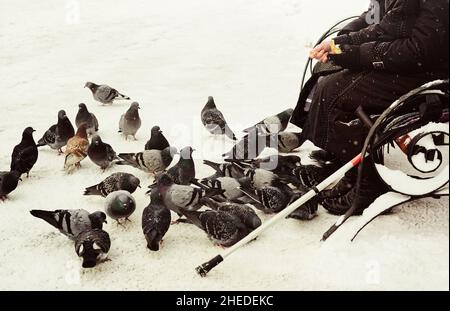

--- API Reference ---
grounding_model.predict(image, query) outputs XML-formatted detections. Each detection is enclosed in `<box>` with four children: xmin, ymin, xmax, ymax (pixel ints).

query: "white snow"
<box><xmin>0</xmin><ymin>0</ymin><xmax>448</xmax><ymax>290</ymax></box>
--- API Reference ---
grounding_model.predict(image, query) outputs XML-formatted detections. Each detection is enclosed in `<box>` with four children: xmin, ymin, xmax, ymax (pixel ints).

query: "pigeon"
<box><xmin>239</xmin><ymin>178</ymin><xmax>297</xmax><ymax>214</ymax></box>
<box><xmin>201</xmin><ymin>96</ymin><xmax>237</xmax><ymax>140</ymax></box>
<box><xmin>87</xmin><ymin>135</ymin><xmax>117</xmax><ymax>170</ymax></box>
<box><xmin>30</xmin><ymin>209</ymin><xmax>107</xmax><ymax>239</ymax></box>
<box><xmin>119</xmin><ymin>102</ymin><xmax>141</xmax><ymax>140</ymax></box>
<box><xmin>0</xmin><ymin>171</ymin><xmax>21</xmax><ymax>201</ymax></box>
<box><xmin>243</xmin><ymin>168</ymin><xmax>283</xmax><ymax>189</ymax></box>
<box><xmin>75</xmin><ymin>103</ymin><xmax>99</xmax><ymax>135</ymax></box>
<box><xmin>85</xmin><ymin>81</ymin><xmax>130</xmax><ymax>105</ymax></box>
<box><xmin>203</xmin><ymin>160</ymin><xmax>245</xmax><ymax>179</ymax></box>
<box><xmin>11</xmin><ymin>127</ymin><xmax>39</xmax><ymax>177</ymax></box>
<box><xmin>202</xmin><ymin>197</ymin><xmax>262</xmax><ymax>230</ymax></box>
<box><xmin>145</xmin><ymin>126</ymin><xmax>170</xmax><ymax>151</ymax></box>
<box><xmin>37</xmin><ymin>110</ymin><xmax>75</xmax><ymax>153</ymax></box>
<box><xmin>287</xmin><ymin>185</ymin><xmax>319</xmax><ymax>221</ymax></box>
<box><xmin>243</xmin><ymin>108</ymin><xmax>294</xmax><ymax>134</ymax></box>
<box><xmin>200</xmin><ymin>176</ymin><xmax>245</xmax><ymax>202</ymax></box>
<box><xmin>151</xmin><ymin>173</ymin><xmax>224</xmax><ymax>218</ymax></box>
<box><xmin>142</xmin><ymin>188</ymin><xmax>171</xmax><ymax>251</ymax></box>
<box><xmin>226</xmin><ymin>154</ymin><xmax>301</xmax><ymax>177</ymax></box>
<box><xmin>181</xmin><ymin>209</ymin><xmax>249</xmax><ymax>247</ymax></box>
<box><xmin>84</xmin><ymin>172</ymin><xmax>141</xmax><ymax>197</ymax></box>
<box><xmin>75</xmin><ymin>229</ymin><xmax>111</xmax><ymax>268</ymax></box>
<box><xmin>277</xmin><ymin>131</ymin><xmax>304</xmax><ymax>153</ymax></box>
<box><xmin>291</xmin><ymin>162</ymin><xmax>340</xmax><ymax>188</ymax></box>
<box><xmin>222</xmin><ymin>129</ymin><xmax>278</xmax><ymax>160</ymax></box>
<box><xmin>116</xmin><ymin>146</ymin><xmax>177</xmax><ymax>174</ymax></box>
<box><xmin>105</xmin><ymin>190</ymin><xmax>136</xmax><ymax>223</ymax></box>
<box><xmin>166</xmin><ymin>146</ymin><xmax>196</xmax><ymax>185</ymax></box>
<box><xmin>64</xmin><ymin>123</ymin><xmax>89</xmax><ymax>173</ymax></box>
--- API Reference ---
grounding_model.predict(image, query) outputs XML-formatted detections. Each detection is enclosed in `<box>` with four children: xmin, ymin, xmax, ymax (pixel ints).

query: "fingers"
<box><xmin>320</xmin><ymin>53</ymin><xmax>329</xmax><ymax>63</ymax></box>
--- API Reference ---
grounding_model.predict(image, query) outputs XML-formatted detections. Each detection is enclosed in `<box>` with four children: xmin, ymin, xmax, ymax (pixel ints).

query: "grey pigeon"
<box><xmin>239</xmin><ymin>178</ymin><xmax>297</xmax><ymax>214</ymax></box>
<box><xmin>30</xmin><ymin>209</ymin><xmax>107</xmax><ymax>239</ymax></box>
<box><xmin>105</xmin><ymin>190</ymin><xmax>136</xmax><ymax>223</ymax></box>
<box><xmin>277</xmin><ymin>131</ymin><xmax>304</xmax><ymax>153</ymax></box>
<box><xmin>222</xmin><ymin>129</ymin><xmax>278</xmax><ymax>160</ymax></box>
<box><xmin>151</xmin><ymin>173</ymin><xmax>224</xmax><ymax>218</ymax></box>
<box><xmin>145</xmin><ymin>126</ymin><xmax>170</xmax><ymax>151</ymax></box>
<box><xmin>84</xmin><ymin>172</ymin><xmax>141</xmax><ymax>197</ymax></box>
<box><xmin>116</xmin><ymin>146</ymin><xmax>177</xmax><ymax>174</ymax></box>
<box><xmin>75</xmin><ymin>229</ymin><xmax>111</xmax><ymax>268</ymax></box>
<box><xmin>203</xmin><ymin>197</ymin><xmax>262</xmax><ymax>230</ymax></box>
<box><xmin>87</xmin><ymin>135</ymin><xmax>117</xmax><ymax>170</ymax></box>
<box><xmin>200</xmin><ymin>176</ymin><xmax>245</xmax><ymax>202</ymax></box>
<box><xmin>181</xmin><ymin>209</ymin><xmax>249</xmax><ymax>247</ymax></box>
<box><xmin>166</xmin><ymin>146</ymin><xmax>196</xmax><ymax>185</ymax></box>
<box><xmin>37</xmin><ymin>110</ymin><xmax>75</xmax><ymax>153</ymax></box>
<box><xmin>225</xmin><ymin>154</ymin><xmax>301</xmax><ymax>177</ymax></box>
<box><xmin>0</xmin><ymin>171</ymin><xmax>21</xmax><ymax>201</ymax></box>
<box><xmin>243</xmin><ymin>168</ymin><xmax>281</xmax><ymax>189</ymax></box>
<box><xmin>85</xmin><ymin>81</ymin><xmax>130</xmax><ymax>105</ymax></box>
<box><xmin>11</xmin><ymin>127</ymin><xmax>39</xmax><ymax>177</ymax></box>
<box><xmin>119</xmin><ymin>102</ymin><xmax>141</xmax><ymax>140</ymax></box>
<box><xmin>201</xmin><ymin>96</ymin><xmax>237</xmax><ymax>140</ymax></box>
<box><xmin>243</xmin><ymin>108</ymin><xmax>294</xmax><ymax>134</ymax></box>
<box><xmin>203</xmin><ymin>160</ymin><xmax>245</xmax><ymax>179</ymax></box>
<box><xmin>142</xmin><ymin>188</ymin><xmax>171</xmax><ymax>251</ymax></box>
<box><xmin>75</xmin><ymin>103</ymin><xmax>99</xmax><ymax>135</ymax></box>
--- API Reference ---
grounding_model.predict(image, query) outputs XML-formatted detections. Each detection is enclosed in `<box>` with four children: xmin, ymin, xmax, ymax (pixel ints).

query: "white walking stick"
<box><xmin>196</xmin><ymin>153</ymin><xmax>364</xmax><ymax>277</ymax></box>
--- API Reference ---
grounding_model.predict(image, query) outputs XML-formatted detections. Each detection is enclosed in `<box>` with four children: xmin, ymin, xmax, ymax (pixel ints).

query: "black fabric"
<box><xmin>332</xmin><ymin>0</ymin><xmax>449</xmax><ymax>74</ymax></box>
<box><xmin>292</xmin><ymin>69</ymin><xmax>446</xmax><ymax>163</ymax></box>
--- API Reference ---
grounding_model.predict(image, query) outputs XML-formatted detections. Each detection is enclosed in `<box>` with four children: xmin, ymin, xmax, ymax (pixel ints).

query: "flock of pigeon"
<box><xmin>0</xmin><ymin>82</ymin><xmax>325</xmax><ymax>268</ymax></box>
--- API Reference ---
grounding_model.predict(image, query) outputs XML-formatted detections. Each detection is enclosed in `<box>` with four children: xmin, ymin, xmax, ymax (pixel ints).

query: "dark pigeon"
<box><xmin>11</xmin><ymin>127</ymin><xmax>39</xmax><ymax>177</ymax></box>
<box><xmin>87</xmin><ymin>135</ymin><xmax>117</xmax><ymax>170</ymax></box>
<box><xmin>75</xmin><ymin>229</ymin><xmax>111</xmax><ymax>268</ymax></box>
<box><xmin>37</xmin><ymin>110</ymin><xmax>75</xmax><ymax>153</ymax></box>
<box><xmin>142</xmin><ymin>189</ymin><xmax>171</xmax><ymax>251</ymax></box>
<box><xmin>145</xmin><ymin>126</ymin><xmax>170</xmax><ymax>151</ymax></box>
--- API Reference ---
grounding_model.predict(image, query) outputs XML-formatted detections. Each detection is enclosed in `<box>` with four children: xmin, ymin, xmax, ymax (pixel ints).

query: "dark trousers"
<box><xmin>291</xmin><ymin>68</ymin><xmax>445</xmax><ymax>163</ymax></box>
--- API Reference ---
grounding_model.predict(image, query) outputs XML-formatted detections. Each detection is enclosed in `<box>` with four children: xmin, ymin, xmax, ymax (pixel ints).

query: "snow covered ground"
<box><xmin>0</xmin><ymin>0</ymin><xmax>448</xmax><ymax>290</ymax></box>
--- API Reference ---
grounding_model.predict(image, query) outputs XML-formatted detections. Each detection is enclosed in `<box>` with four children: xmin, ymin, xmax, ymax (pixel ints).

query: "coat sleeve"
<box><xmin>333</xmin><ymin>0</ymin><xmax>449</xmax><ymax>73</ymax></box>
<box><xmin>337</xmin><ymin>11</ymin><xmax>370</xmax><ymax>35</ymax></box>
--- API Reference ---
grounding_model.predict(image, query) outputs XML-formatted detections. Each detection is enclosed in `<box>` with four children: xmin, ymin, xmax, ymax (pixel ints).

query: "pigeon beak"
<box><xmin>138</xmin><ymin>185</ymin><xmax>142</xmax><ymax>188</ymax></box>
<box><xmin>19</xmin><ymin>178</ymin><xmax>22</xmax><ymax>182</ymax></box>
<box><xmin>104</xmin><ymin>219</ymin><xmax>108</xmax><ymax>224</ymax></box>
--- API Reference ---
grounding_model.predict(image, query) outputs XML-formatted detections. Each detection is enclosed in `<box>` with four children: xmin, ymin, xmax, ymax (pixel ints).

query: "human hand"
<box><xmin>309</xmin><ymin>40</ymin><xmax>332</xmax><ymax>63</ymax></box>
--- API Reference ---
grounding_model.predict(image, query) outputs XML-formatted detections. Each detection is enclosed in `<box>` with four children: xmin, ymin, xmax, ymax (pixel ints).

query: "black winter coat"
<box><xmin>332</xmin><ymin>0</ymin><xmax>449</xmax><ymax>74</ymax></box>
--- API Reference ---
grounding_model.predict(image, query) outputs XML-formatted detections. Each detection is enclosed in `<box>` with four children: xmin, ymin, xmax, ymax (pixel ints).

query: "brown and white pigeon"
<box><xmin>64</xmin><ymin>123</ymin><xmax>89</xmax><ymax>173</ymax></box>
<box><xmin>85</xmin><ymin>81</ymin><xmax>130</xmax><ymax>105</ymax></box>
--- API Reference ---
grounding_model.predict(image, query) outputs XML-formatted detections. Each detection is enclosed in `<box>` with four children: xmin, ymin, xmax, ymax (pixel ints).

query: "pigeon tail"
<box><xmin>30</xmin><ymin>210</ymin><xmax>59</xmax><ymax>228</ymax></box>
<box><xmin>84</xmin><ymin>185</ymin><xmax>101</xmax><ymax>196</ymax></box>
<box><xmin>180</xmin><ymin>210</ymin><xmax>204</xmax><ymax>230</ymax></box>
<box><xmin>224</xmin><ymin>124</ymin><xmax>237</xmax><ymax>141</ymax></box>
<box><xmin>203</xmin><ymin>160</ymin><xmax>222</xmax><ymax>172</ymax></box>
<box><xmin>116</xmin><ymin>93</ymin><xmax>130</xmax><ymax>100</ymax></box>
<box><xmin>116</xmin><ymin>153</ymin><xmax>138</xmax><ymax>167</ymax></box>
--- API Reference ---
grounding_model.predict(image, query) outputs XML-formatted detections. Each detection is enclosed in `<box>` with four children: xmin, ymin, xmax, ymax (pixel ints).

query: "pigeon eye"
<box><xmin>93</xmin><ymin>243</ymin><xmax>102</xmax><ymax>250</ymax></box>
